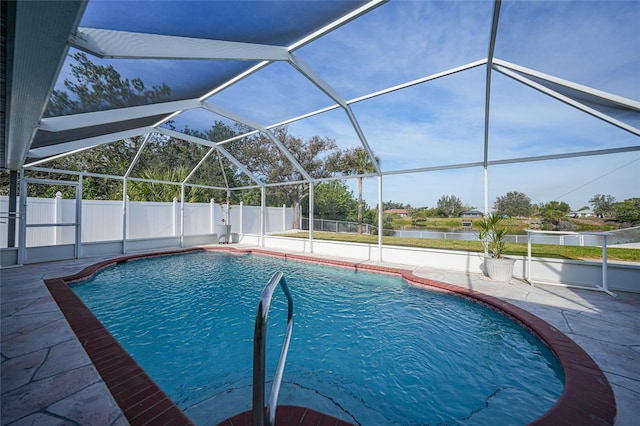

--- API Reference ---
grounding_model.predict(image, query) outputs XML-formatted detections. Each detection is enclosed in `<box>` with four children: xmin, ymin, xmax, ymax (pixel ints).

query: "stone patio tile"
<box><xmin>605</xmin><ymin>373</ymin><xmax>640</xmax><ymax>426</ymax></box>
<box><xmin>48</xmin><ymin>382</ymin><xmax>123</xmax><ymax>425</ymax></box>
<box><xmin>34</xmin><ymin>339</ymin><xmax>92</xmax><ymax>381</ymax></box>
<box><xmin>1</xmin><ymin>349</ymin><xmax>47</xmax><ymax>393</ymax></box>
<box><xmin>0</xmin><ymin>281</ymin><xmax>52</xmax><ymax>303</ymax></box>
<box><xmin>504</xmin><ymin>301</ymin><xmax>574</xmax><ymax>332</ymax></box>
<box><xmin>8</xmin><ymin>412</ymin><xmax>76</xmax><ymax>425</ymax></box>
<box><xmin>564</xmin><ymin>311</ymin><xmax>640</xmax><ymax>346</ymax></box>
<box><xmin>111</xmin><ymin>414</ymin><xmax>130</xmax><ymax>426</ymax></box>
<box><xmin>607</xmin><ymin>371</ymin><xmax>640</xmax><ymax>395</ymax></box>
<box><xmin>1</xmin><ymin>311</ymin><xmax>65</xmax><ymax>342</ymax></box>
<box><xmin>11</xmin><ymin>297</ymin><xmax>61</xmax><ymax>316</ymax></box>
<box><xmin>518</xmin><ymin>292</ymin><xmax>600</xmax><ymax>312</ymax></box>
<box><xmin>0</xmin><ymin>365</ymin><xmax>102</xmax><ymax>424</ymax></box>
<box><xmin>570</xmin><ymin>334</ymin><xmax>640</xmax><ymax>379</ymax></box>
<box><xmin>1</xmin><ymin>319</ymin><xmax>75</xmax><ymax>359</ymax></box>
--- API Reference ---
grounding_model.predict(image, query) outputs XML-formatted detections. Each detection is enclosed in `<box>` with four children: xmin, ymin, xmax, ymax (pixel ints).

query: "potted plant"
<box><xmin>476</xmin><ymin>213</ymin><xmax>515</xmax><ymax>281</ymax></box>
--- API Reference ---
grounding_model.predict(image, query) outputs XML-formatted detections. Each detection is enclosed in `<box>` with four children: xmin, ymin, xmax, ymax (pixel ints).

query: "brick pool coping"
<box><xmin>44</xmin><ymin>247</ymin><xmax>616</xmax><ymax>425</ymax></box>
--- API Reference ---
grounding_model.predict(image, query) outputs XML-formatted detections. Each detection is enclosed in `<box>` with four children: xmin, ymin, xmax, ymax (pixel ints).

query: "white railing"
<box><xmin>526</xmin><ymin>230</ymin><xmax>617</xmax><ymax>296</ymax></box>
<box><xmin>300</xmin><ymin>218</ymin><xmax>639</xmax><ymax>248</ymax></box>
<box><xmin>301</xmin><ymin>217</ymin><xmax>375</xmax><ymax>234</ymax></box>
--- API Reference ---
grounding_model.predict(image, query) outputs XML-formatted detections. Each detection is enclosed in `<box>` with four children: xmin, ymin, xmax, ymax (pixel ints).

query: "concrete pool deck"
<box><xmin>1</xmin><ymin>245</ymin><xmax>639</xmax><ymax>425</ymax></box>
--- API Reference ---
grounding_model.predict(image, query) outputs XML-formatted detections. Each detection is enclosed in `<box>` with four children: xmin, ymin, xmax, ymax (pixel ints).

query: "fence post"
<box><xmin>261</xmin><ymin>187</ymin><xmax>266</xmax><ymax>247</ymax></box>
<box><xmin>210</xmin><ymin>198</ymin><xmax>215</xmax><ymax>234</ymax></box>
<box><xmin>283</xmin><ymin>204</ymin><xmax>286</xmax><ymax>232</ymax></box>
<box><xmin>239</xmin><ymin>201</ymin><xmax>244</xmax><ymax>235</ymax></box>
<box><xmin>173</xmin><ymin>197</ymin><xmax>178</xmax><ymax>236</ymax></box>
<box><xmin>125</xmin><ymin>195</ymin><xmax>130</xmax><ymax>242</ymax></box>
<box><xmin>54</xmin><ymin>191</ymin><xmax>62</xmax><ymax>245</ymax></box>
<box><xmin>122</xmin><ymin>182</ymin><xmax>127</xmax><ymax>254</ymax></box>
<box><xmin>75</xmin><ymin>177</ymin><xmax>83</xmax><ymax>259</ymax></box>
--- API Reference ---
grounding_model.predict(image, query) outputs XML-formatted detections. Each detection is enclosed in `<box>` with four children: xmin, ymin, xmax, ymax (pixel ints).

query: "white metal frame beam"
<box><xmin>381</xmin><ymin>145</ymin><xmax>640</xmax><ymax>176</ymax></box>
<box><xmin>288</xmin><ymin>52</ymin><xmax>381</xmax><ymax>175</ymax></box>
<box><xmin>26</xmin><ymin>59</ymin><xmax>487</xmax><ymax>171</ymax></box>
<box><xmin>288</xmin><ymin>0</ymin><xmax>388</xmax><ymax>51</ymax></box>
<box><xmin>196</xmin><ymin>0</ymin><xmax>388</xmax><ymax>98</ymax></box>
<box><xmin>183</xmin><ymin>147</ymin><xmax>217</xmax><ymax>185</ymax></box>
<box><xmin>70</xmin><ymin>28</ymin><xmax>291</xmax><ymax>61</ymax></box>
<box><xmin>483</xmin><ymin>0</ymin><xmax>502</xmax><ymax>215</ymax></box>
<box><xmin>28</xmin><ymin>126</ymin><xmax>155</xmax><ymax>158</ymax></box>
<box><xmin>122</xmin><ymin>133</ymin><xmax>153</xmax><ymax>254</ymax></box>
<box><xmin>156</xmin><ymin>128</ymin><xmax>264</xmax><ymax>187</ymax></box>
<box><xmin>202</xmin><ymin>102</ymin><xmax>313</xmax><ymax>182</ymax></box>
<box><xmin>493</xmin><ymin>59</ymin><xmax>640</xmax><ymax>112</ymax></box>
<box><xmin>493</xmin><ymin>63</ymin><xmax>640</xmax><ymax>137</ymax></box>
<box><xmin>23</xmin><ymin>144</ymin><xmax>100</xmax><ymax>169</ymax></box>
<box><xmin>39</xmin><ymin>99</ymin><xmax>202</xmax><ymax>132</ymax></box>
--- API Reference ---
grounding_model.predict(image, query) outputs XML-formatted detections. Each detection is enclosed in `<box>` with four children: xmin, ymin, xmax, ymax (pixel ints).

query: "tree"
<box><xmin>226</xmin><ymin>127</ymin><xmax>343</xmax><ymax>226</ymax></box>
<box><xmin>22</xmin><ymin>138</ymin><xmax>142</xmax><ymax>199</ymax></box>
<box><xmin>411</xmin><ymin>208</ymin><xmax>431</xmax><ymax>225</ymax></box>
<box><xmin>437</xmin><ymin>195</ymin><xmax>464</xmax><ymax>218</ymax></box>
<box><xmin>46</xmin><ymin>52</ymin><xmax>171</xmax><ymax>116</ymax></box>
<box><xmin>127</xmin><ymin>167</ymin><xmax>206</xmax><ymax>202</ymax></box>
<box><xmin>541</xmin><ymin>201</ymin><xmax>571</xmax><ymax>228</ymax></box>
<box><xmin>383</xmin><ymin>200</ymin><xmax>406</xmax><ymax>211</ymax></box>
<box><xmin>307</xmin><ymin>180</ymin><xmax>358</xmax><ymax>221</ymax></box>
<box><xmin>23</xmin><ymin>52</ymin><xmax>173</xmax><ymax>199</ymax></box>
<box><xmin>590</xmin><ymin>194</ymin><xmax>616</xmax><ymax>218</ymax></box>
<box><xmin>336</xmin><ymin>147</ymin><xmax>379</xmax><ymax>234</ymax></box>
<box><xmin>494</xmin><ymin>191</ymin><xmax>532</xmax><ymax>217</ymax></box>
<box><xmin>365</xmin><ymin>207</ymin><xmax>395</xmax><ymax>236</ymax></box>
<box><xmin>612</xmin><ymin>198</ymin><xmax>640</xmax><ymax>223</ymax></box>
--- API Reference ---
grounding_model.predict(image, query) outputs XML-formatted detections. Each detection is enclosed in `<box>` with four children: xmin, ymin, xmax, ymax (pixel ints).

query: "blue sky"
<box><xmin>67</xmin><ymin>0</ymin><xmax>639</xmax><ymax>211</ymax></box>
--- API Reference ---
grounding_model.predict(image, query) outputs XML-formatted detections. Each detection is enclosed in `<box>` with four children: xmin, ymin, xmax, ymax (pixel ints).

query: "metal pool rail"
<box><xmin>526</xmin><ymin>229</ymin><xmax>616</xmax><ymax>297</ymax></box>
<box><xmin>252</xmin><ymin>271</ymin><xmax>294</xmax><ymax>426</ymax></box>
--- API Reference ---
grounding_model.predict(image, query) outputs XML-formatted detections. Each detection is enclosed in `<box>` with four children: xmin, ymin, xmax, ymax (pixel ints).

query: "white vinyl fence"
<box><xmin>1</xmin><ymin>195</ymin><xmax>295</xmax><ymax>248</ymax></box>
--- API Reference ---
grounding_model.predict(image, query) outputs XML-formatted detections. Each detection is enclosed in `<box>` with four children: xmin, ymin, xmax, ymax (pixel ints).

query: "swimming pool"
<box><xmin>72</xmin><ymin>251</ymin><xmax>564</xmax><ymax>425</ymax></box>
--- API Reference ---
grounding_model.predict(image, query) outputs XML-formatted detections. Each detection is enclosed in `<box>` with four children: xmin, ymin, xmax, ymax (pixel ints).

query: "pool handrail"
<box><xmin>252</xmin><ymin>271</ymin><xmax>294</xmax><ymax>426</ymax></box>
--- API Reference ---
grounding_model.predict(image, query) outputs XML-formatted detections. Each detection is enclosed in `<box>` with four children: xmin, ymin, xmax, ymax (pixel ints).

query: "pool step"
<box><xmin>216</xmin><ymin>405</ymin><xmax>355</xmax><ymax>426</ymax></box>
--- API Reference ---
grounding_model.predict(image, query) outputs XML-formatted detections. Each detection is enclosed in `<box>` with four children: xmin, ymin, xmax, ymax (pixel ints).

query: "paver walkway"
<box><xmin>2</xmin><ymin>256</ymin><xmax>127</xmax><ymax>425</ymax></box>
<box><xmin>1</xmin><ymin>248</ymin><xmax>639</xmax><ymax>425</ymax></box>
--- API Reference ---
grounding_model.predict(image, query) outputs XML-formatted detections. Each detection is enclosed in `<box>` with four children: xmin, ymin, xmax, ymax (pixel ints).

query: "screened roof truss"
<box><xmin>3</xmin><ymin>0</ymin><xmax>639</xmax><ymax>197</ymax></box>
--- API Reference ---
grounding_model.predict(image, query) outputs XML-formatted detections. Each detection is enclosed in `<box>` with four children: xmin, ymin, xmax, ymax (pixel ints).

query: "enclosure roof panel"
<box><xmin>3</xmin><ymin>0</ymin><xmax>638</xmax><ymax>211</ymax></box>
<box><xmin>79</xmin><ymin>1</ymin><xmax>370</xmax><ymax>46</ymax></box>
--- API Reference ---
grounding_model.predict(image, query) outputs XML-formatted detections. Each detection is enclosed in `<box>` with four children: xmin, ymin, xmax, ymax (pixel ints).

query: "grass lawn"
<box><xmin>277</xmin><ymin>232</ymin><xmax>640</xmax><ymax>262</ymax></box>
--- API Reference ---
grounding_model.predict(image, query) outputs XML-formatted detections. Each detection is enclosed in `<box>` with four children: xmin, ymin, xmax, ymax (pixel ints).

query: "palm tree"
<box><xmin>340</xmin><ymin>147</ymin><xmax>379</xmax><ymax>234</ymax></box>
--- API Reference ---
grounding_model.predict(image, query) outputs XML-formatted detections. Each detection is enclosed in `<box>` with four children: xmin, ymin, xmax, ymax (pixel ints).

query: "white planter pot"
<box><xmin>485</xmin><ymin>257</ymin><xmax>515</xmax><ymax>281</ymax></box>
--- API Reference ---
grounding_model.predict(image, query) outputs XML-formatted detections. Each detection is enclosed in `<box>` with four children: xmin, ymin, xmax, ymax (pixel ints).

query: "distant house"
<box><xmin>384</xmin><ymin>209</ymin><xmax>409</xmax><ymax>217</ymax></box>
<box><xmin>567</xmin><ymin>210</ymin><xmax>595</xmax><ymax>218</ymax></box>
<box><xmin>461</xmin><ymin>209</ymin><xmax>484</xmax><ymax>218</ymax></box>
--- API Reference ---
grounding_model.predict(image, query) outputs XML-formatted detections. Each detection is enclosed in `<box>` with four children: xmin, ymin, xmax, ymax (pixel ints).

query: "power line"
<box><xmin>556</xmin><ymin>157</ymin><xmax>640</xmax><ymax>201</ymax></box>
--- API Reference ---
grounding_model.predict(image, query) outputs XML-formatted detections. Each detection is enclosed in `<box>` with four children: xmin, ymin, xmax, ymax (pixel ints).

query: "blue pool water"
<box><xmin>73</xmin><ymin>251</ymin><xmax>563</xmax><ymax>425</ymax></box>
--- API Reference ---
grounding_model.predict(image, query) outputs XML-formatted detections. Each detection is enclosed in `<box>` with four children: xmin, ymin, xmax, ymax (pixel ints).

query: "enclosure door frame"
<box><xmin>18</xmin><ymin>172</ymin><xmax>82</xmax><ymax>264</ymax></box>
